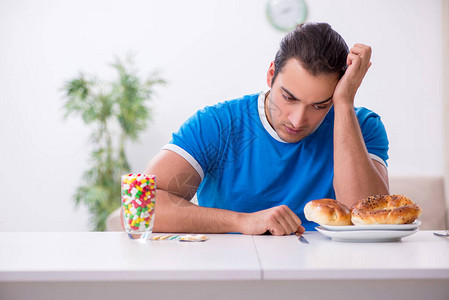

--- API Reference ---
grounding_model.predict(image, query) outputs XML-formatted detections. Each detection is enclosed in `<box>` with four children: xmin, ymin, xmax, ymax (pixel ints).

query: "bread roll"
<box><xmin>351</xmin><ymin>195</ymin><xmax>422</xmax><ymax>225</ymax></box>
<box><xmin>304</xmin><ymin>199</ymin><xmax>352</xmax><ymax>226</ymax></box>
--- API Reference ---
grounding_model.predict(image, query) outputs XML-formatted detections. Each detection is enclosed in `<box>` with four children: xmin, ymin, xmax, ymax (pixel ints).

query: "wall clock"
<box><xmin>266</xmin><ymin>0</ymin><xmax>308</xmax><ymax>32</ymax></box>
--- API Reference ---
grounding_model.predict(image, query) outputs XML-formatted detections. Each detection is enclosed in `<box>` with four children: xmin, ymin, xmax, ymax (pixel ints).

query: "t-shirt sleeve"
<box><xmin>358</xmin><ymin>108</ymin><xmax>389</xmax><ymax>167</ymax></box>
<box><xmin>163</xmin><ymin>106</ymin><xmax>225</xmax><ymax>180</ymax></box>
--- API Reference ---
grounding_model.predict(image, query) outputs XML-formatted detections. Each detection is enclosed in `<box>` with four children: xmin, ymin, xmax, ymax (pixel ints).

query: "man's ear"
<box><xmin>267</xmin><ymin>61</ymin><xmax>275</xmax><ymax>88</ymax></box>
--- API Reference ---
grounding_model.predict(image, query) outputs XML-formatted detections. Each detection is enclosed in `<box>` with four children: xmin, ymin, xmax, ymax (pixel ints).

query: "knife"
<box><xmin>296</xmin><ymin>233</ymin><xmax>309</xmax><ymax>244</ymax></box>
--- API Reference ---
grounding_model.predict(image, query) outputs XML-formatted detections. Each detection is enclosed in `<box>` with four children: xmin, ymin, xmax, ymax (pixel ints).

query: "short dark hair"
<box><xmin>272</xmin><ymin>22</ymin><xmax>349</xmax><ymax>85</ymax></box>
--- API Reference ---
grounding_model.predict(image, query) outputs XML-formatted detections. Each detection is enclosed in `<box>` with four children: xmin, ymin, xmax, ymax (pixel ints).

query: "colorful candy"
<box><xmin>121</xmin><ymin>173</ymin><xmax>156</xmax><ymax>233</ymax></box>
<box><xmin>179</xmin><ymin>234</ymin><xmax>208</xmax><ymax>242</ymax></box>
<box><xmin>150</xmin><ymin>234</ymin><xmax>208</xmax><ymax>242</ymax></box>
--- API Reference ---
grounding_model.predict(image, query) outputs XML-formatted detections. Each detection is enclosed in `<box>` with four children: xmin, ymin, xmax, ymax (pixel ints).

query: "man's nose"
<box><xmin>288</xmin><ymin>105</ymin><xmax>307</xmax><ymax>128</ymax></box>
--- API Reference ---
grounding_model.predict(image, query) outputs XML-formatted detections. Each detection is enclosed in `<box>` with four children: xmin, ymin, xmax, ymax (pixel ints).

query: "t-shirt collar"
<box><xmin>257</xmin><ymin>90</ymin><xmax>288</xmax><ymax>143</ymax></box>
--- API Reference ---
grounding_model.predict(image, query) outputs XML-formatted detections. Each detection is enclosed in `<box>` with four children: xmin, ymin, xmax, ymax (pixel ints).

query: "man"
<box><xmin>144</xmin><ymin>22</ymin><xmax>389</xmax><ymax>235</ymax></box>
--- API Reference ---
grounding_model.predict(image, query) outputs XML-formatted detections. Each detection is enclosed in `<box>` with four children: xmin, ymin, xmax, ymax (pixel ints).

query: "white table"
<box><xmin>1</xmin><ymin>231</ymin><xmax>449</xmax><ymax>300</ymax></box>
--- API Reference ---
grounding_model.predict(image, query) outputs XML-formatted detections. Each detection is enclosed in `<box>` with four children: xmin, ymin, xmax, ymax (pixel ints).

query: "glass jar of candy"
<box><xmin>121</xmin><ymin>174</ymin><xmax>156</xmax><ymax>236</ymax></box>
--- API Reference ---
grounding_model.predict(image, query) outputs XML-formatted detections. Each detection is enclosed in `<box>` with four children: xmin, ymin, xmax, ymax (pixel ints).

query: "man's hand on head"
<box><xmin>333</xmin><ymin>43</ymin><xmax>372</xmax><ymax>106</ymax></box>
<box><xmin>239</xmin><ymin>205</ymin><xmax>305</xmax><ymax>236</ymax></box>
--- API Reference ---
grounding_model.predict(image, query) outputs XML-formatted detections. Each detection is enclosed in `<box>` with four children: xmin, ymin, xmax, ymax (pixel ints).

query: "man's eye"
<box><xmin>313</xmin><ymin>104</ymin><xmax>328</xmax><ymax>110</ymax></box>
<box><xmin>282</xmin><ymin>94</ymin><xmax>294</xmax><ymax>101</ymax></box>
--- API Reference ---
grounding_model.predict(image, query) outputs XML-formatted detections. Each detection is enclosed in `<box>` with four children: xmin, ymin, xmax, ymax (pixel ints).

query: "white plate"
<box><xmin>316</xmin><ymin>226</ymin><xmax>419</xmax><ymax>243</ymax></box>
<box><xmin>320</xmin><ymin>220</ymin><xmax>421</xmax><ymax>231</ymax></box>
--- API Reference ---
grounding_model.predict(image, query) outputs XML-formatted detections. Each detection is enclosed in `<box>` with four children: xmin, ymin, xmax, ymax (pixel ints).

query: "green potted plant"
<box><xmin>62</xmin><ymin>56</ymin><xmax>165</xmax><ymax>230</ymax></box>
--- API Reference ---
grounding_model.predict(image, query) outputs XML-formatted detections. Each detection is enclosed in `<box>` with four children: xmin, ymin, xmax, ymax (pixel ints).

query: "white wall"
<box><xmin>443</xmin><ymin>0</ymin><xmax>449</xmax><ymax>222</ymax></box>
<box><xmin>0</xmin><ymin>0</ymin><xmax>444</xmax><ymax>231</ymax></box>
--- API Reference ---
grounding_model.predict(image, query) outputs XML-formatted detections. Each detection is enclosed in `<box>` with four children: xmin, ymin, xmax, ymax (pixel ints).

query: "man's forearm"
<box><xmin>144</xmin><ymin>150</ymin><xmax>303</xmax><ymax>235</ymax></box>
<box><xmin>152</xmin><ymin>189</ymin><xmax>243</xmax><ymax>233</ymax></box>
<box><xmin>333</xmin><ymin>104</ymin><xmax>389</xmax><ymax>207</ymax></box>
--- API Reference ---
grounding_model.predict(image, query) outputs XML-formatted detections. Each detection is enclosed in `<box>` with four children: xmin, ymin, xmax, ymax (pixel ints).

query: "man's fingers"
<box><xmin>283</xmin><ymin>205</ymin><xmax>303</xmax><ymax>232</ymax></box>
<box><xmin>333</xmin><ymin>43</ymin><xmax>372</xmax><ymax>105</ymax></box>
<box><xmin>349</xmin><ymin>44</ymin><xmax>371</xmax><ymax>68</ymax></box>
<box><xmin>353</xmin><ymin>43</ymin><xmax>372</xmax><ymax>51</ymax></box>
<box><xmin>270</xmin><ymin>210</ymin><xmax>290</xmax><ymax>235</ymax></box>
<box><xmin>267</xmin><ymin>219</ymin><xmax>286</xmax><ymax>236</ymax></box>
<box><xmin>347</xmin><ymin>53</ymin><xmax>372</xmax><ymax>72</ymax></box>
<box><xmin>250</xmin><ymin>205</ymin><xmax>304</xmax><ymax>236</ymax></box>
<box><xmin>350</xmin><ymin>44</ymin><xmax>372</xmax><ymax>55</ymax></box>
<box><xmin>271</xmin><ymin>205</ymin><xmax>302</xmax><ymax>235</ymax></box>
<box><xmin>347</xmin><ymin>53</ymin><xmax>361</xmax><ymax>68</ymax></box>
<box><xmin>296</xmin><ymin>225</ymin><xmax>305</xmax><ymax>234</ymax></box>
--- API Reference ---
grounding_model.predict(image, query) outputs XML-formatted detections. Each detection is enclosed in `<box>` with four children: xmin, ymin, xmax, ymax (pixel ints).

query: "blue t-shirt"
<box><xmin>164</xmin><ymin>91</ymin><xmax>389</xmax><ymax>231</ymax></box>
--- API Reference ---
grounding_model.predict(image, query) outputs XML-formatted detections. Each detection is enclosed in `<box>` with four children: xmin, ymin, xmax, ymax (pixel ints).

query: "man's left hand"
<box><xmin>333</xmin><ymin>43</ymin><xmax>372</xmax><ymax>106</ymax></box>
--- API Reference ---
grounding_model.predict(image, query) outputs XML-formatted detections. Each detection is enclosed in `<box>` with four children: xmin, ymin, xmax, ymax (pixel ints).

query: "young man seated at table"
<box><xmin>144</xmin><ymin>22</ymin><xmax>389</xmax><ymax>235</ymax></box>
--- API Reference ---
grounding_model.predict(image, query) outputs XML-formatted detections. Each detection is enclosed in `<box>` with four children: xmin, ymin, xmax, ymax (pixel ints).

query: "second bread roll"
<box><xmin>351</xmin><ymin>194</ymin><xmax>422</xmax><ymax>225</ymax></box>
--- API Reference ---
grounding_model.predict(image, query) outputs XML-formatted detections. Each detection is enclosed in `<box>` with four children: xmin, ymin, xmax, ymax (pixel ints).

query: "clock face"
<box><xmin>266</xmin><ymin>0</ymin><xmax>308</xmax><ymax>32</ymax></box>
